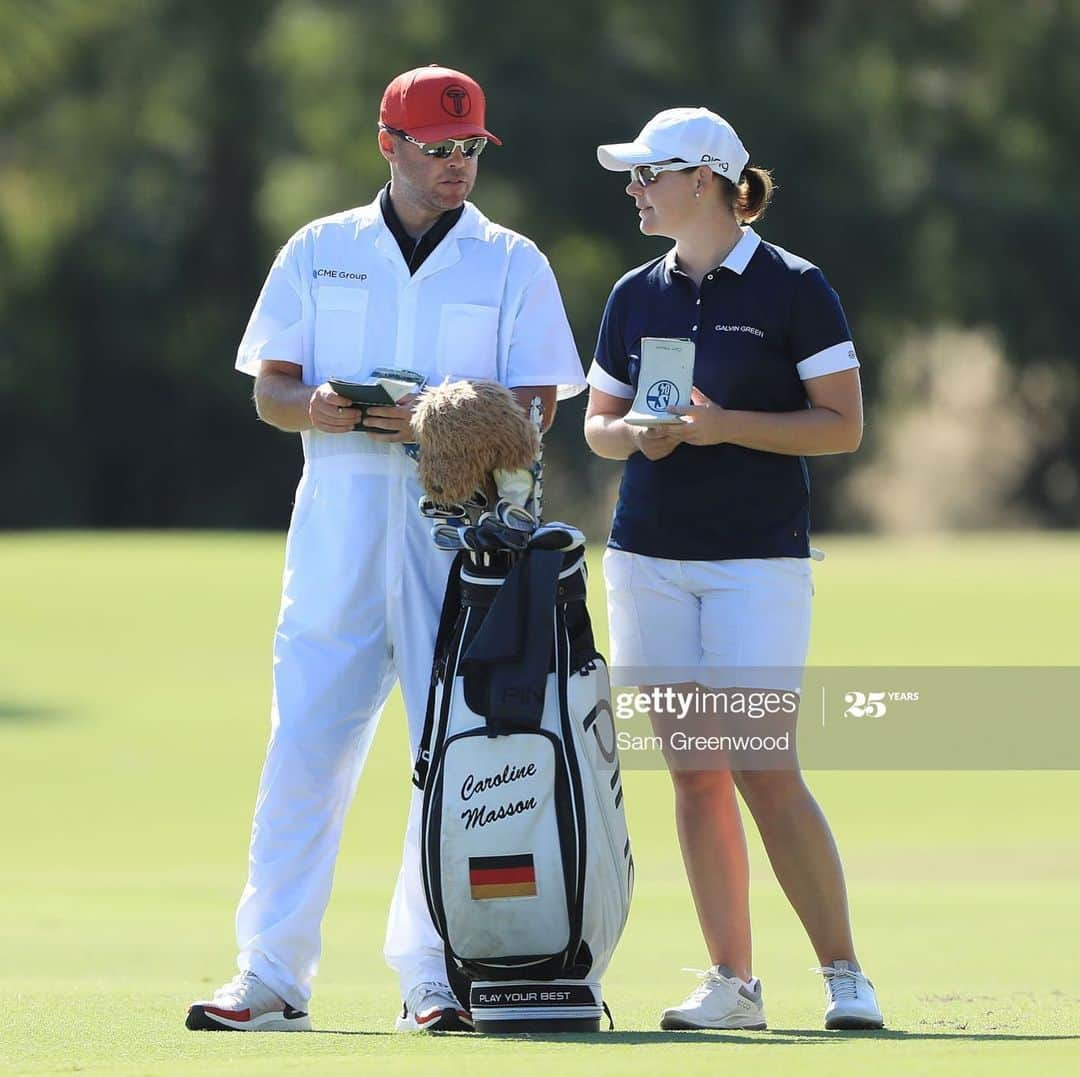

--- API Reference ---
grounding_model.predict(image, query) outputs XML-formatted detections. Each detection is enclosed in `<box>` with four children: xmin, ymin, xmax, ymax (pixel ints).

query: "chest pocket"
<box><xmin>435</xmin><ymin>303</ymin><xmax>499</xmax><ymax>380</ymax></box>
<box><xmin>313</xmin><ymin>286</ymin><xmax>369</xmax><ymax>382</ymax></box>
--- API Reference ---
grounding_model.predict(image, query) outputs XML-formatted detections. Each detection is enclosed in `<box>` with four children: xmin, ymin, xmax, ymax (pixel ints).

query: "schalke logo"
<box><xmin>646</xmin><ymin>379</ymin><xmax>679</xmax><ymax>412</ymax></box>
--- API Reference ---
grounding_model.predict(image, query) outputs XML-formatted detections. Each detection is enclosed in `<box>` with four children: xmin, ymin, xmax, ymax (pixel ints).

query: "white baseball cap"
<box><xmin>597</xmin><ymin>107</ymin><xmax>749</xmax><ymax>181</ymax></box>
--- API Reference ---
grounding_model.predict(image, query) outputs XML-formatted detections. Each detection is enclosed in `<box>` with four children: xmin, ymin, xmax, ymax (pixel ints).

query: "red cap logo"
<box><xmin>441</xmin><ymin>84</ymin><xmax>471</xmax><ymax>117</ymax></box>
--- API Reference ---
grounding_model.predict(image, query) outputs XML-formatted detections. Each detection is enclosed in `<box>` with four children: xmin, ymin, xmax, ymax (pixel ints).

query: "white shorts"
<box><xmin>602</xmin><ymin>548</ymin><xmax>813</xmax><ymax>692</ymax></box>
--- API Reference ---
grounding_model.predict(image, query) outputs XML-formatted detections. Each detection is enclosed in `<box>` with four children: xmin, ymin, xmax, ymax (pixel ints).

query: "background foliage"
<box><xmin>2</xmin><ymin>0</ymin><xmax>1078</xmax><ymax>532</ymax></box>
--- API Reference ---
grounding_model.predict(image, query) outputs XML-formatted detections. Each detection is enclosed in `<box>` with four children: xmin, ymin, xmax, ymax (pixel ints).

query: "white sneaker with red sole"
<box><xmin>186</xmin><ymin>971</ymin><xmax>311</xmax><ymax>1032</ymax></box>
<box><xmin>395</xmin><ymin>982</ymin><xmax>474</xmax><ymax>1032</ymax></box>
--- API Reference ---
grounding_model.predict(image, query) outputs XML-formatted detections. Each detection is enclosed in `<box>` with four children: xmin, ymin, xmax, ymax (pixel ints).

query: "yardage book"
<box><xmin>623</xmin><ymin>337</ymin><xmax>695</xmax><ymax>426</ymax></box>
<box><xmin>329</xmin><ymin>367</ymin><xmax>428</xmax><ymax>406</ymax></box>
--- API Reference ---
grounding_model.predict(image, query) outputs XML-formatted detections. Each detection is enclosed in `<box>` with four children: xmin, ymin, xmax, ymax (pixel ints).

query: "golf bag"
<box><xmin>413</xmin><ymin>533</ymin><xmax>634</xmax><ymax>1032</ymax></box>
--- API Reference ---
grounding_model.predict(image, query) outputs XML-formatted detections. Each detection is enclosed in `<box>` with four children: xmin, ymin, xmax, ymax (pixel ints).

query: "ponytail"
<box><xmin>717</xmin><ymin>165</ymin><xmax>775</xmax><ymax>223</ymax></box>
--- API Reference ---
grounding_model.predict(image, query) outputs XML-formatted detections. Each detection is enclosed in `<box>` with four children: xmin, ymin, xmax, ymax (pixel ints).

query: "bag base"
<box><xmin>469</xmin><ymin>979</ymin><xmax>603</xmax><ymax>1034</ymax></box>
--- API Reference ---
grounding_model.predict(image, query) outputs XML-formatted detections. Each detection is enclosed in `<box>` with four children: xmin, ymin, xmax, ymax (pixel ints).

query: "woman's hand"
<box><xmin>630</xmin><ymin>423</ymin><xmax>685</xmax><ymax>460</ymax></box>
<box><xmin>669</xmin><ymin>387</ymin><xmax>730</xmax><ymax>446</ymax></box>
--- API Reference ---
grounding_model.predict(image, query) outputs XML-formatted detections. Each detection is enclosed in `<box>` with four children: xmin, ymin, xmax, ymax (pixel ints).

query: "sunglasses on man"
<box><xmin>381</xmin><ymin>124</ymin><xmax>487</xmax><ymax>159</ymax></box>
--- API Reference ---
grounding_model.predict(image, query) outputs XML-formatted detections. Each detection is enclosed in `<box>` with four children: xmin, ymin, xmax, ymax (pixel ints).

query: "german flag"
<box><xmin>469</xmin><ymin>854</ymin><xmax>537</xmax><ymax>900</ymax></box>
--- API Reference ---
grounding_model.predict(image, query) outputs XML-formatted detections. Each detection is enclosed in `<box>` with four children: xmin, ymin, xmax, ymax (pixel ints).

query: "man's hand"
<box><xmin>364</xmin><ymin>393</ymin><xmax>421</xmax><ymax>443</ymax></box>
<box><xmin>309</xmin><ymin>382</ymin><xmax>363</xmax><ymax>433</ymax></box>
<box><xmin>630</xmin><ymin>422</ymin><xmax>685</xmax><ymax>461</ymax></box>
<box><xmin>668</xmin><ymin>386</ymin><xmax>730</xmax><ymax>446</ymax></box>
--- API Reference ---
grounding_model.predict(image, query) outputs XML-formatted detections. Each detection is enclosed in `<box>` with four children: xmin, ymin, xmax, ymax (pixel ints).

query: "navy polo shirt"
<box><xmin>588</xmin><ymin>228</ymin><xmax>859</xmax><ymax>561</ymax></box>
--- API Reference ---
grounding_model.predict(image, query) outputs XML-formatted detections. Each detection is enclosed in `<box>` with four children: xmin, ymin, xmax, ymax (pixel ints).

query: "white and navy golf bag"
<box><xmin>413</xmin><ymin>526</ymin><xmax>634</xmax><ymax>1032</ymax></box>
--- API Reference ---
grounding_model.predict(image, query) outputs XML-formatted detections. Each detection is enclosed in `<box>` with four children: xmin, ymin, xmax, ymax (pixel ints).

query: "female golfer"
<box><xmin>584</xmin><ymin>107</ymin><xmax>883</xmax><ymax>1031</ymax></box>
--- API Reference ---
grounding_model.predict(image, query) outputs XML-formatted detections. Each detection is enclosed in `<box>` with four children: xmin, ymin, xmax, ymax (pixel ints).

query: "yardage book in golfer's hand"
<box><xmin>623</xmin><ymin>338</ymin><xmax>695</xmax><ymax>426</ymax></box>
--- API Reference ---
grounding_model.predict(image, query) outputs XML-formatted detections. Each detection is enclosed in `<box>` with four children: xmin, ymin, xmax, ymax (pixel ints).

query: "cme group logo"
<box><xmin>646</xmin><ymin>379</ymin><xmax>679</xmax><ymax>413</ymax></box>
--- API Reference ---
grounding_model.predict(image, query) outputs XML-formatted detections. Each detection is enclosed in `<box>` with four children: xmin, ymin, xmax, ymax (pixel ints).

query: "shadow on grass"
<box><xmin>0</xmin><ymin>701</ymin><xmax>70</xmax><ymax>724</ymax></box>
<box><xmin>767</xmin><ymin>1029</ymin><xmax>1080</xmax><ymax>1043</ymax></box>
<box><xmin>309</xmin><ymin>1028</ymin><xmax>1080</xmax><ymax>1044</ymax></box>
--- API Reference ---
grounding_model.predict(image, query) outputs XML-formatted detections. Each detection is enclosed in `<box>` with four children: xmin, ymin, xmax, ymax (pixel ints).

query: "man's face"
<box><xmin>381</xmin><ymin>131</ymin><xmax>479</xmax><ymax>214</ymax></box>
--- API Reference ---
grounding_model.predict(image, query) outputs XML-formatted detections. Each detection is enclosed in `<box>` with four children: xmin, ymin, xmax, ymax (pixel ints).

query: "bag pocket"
<box><xmin>435</xmin><ymin>303</ymin><xmax>499</xmax><ymax>380</ymax></box>
<box><xmin>430</xmin><ymin>729</ymin><xmax>574</xmax><ymax>966</ymax></box>
<box><xmin>313</xmin><ymin>285</ymin><xmax>368</xmax><ymax>382</ymax></box>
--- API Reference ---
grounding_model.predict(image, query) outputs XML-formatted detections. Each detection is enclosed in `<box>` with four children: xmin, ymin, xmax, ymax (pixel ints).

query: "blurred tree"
<box><xmin>1</xmin><ymin>0</ymin><xmax>1077</xmax><ymax>530</ymax></box>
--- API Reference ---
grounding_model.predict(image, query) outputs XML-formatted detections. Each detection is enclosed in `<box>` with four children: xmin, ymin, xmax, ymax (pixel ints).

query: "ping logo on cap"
<box><xmin>469</xmin><ymin>853</ymin><xmax>537</xmax><ymax>899</ymax></box>
<box><xmin>441</xmin><ymin>84</ymin><xmax>471</xmax><ymax>117</ymax></box>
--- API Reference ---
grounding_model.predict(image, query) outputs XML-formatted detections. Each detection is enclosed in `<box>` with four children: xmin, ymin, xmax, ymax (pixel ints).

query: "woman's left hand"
<box><xmin>669</xmin><ymin>387</ymin><xmax>730</xmax><ymax>446</ymax></box>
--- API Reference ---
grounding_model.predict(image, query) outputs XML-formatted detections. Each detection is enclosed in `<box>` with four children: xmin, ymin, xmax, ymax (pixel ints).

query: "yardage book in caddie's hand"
<box><xmin>623</xmin><ymin>338</ymin><xmax>695</xmax><ymax>426</ymax></box>
<box><xmin>328</xmin><ymin>367</ymin><xmax>427</xmax><ymax>406</ymax></box>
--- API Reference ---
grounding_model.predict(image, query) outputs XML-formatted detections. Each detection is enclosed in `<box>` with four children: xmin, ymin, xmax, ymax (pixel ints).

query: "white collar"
<box><xmin>665</xmin><ymin>226</ymin><xmax>761</xmax><ymax>278</ymax></box>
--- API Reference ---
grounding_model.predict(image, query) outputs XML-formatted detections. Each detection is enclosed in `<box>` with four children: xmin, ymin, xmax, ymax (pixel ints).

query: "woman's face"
<box><xmin>625</xmin><ymin>163</ymin><xmax>700</xmax><ymax>238</ymax></box>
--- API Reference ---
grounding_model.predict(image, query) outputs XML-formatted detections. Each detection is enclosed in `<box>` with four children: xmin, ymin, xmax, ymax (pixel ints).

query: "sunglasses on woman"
<box><xmin>381</xmin><ymin>125</ymin><xmax>487</xmax><ymax>159</ymax></box>
<box><xmin>630</xmin><ymin>161</ymin><xmax>694</xmax><ymax>185</ymax></box>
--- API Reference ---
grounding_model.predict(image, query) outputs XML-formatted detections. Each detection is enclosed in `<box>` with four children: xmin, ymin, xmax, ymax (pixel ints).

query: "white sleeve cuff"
<box><xmin>586</xmin><ymin>360</ymin><xmax>635</xmax><ymax>399</ymax></box>
<box><xmin>235</xmin><ymin>327</ymin><xmax>304</xmax><ymax>376</ymax></box>
<box><xmin>797</xmin><ymin>341</ymin><xmax>860</xmax><ymax>380</ymax></box>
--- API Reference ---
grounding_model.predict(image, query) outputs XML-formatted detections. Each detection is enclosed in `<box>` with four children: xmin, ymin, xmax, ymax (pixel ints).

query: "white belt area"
<box><xmin>302</xmin><ymin>429</ymin><xmax>416</xmax><ymax>474</ymax></box>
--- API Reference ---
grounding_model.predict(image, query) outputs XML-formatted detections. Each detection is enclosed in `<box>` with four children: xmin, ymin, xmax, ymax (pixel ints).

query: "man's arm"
<box><xmin>253</xmin><ymin>360</ymin><xmax>359</xmax><ymax>434</ymax></box>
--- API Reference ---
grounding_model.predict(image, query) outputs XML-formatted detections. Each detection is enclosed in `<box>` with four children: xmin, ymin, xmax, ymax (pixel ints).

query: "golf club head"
<box><xmin>494</xmin><ymin>498</ymin><xmax>537</xmax><ymax>533</ymax></box>
<box><xmin>419</xmin><ymin>495</ymin><xmax>467</xmax><ymax>521</ymax></box>
<box><xmin>464</xmin><ymin>523</ymin><xmax>513</xmax><ymax>553</ymax></box>
<box><xmin>431</xmin><ymin>521</ymin><xmax>470</xmax><ymax>551</ymax></box>
<box><xmin>528</xmin><ymin>522</ymin><xmax>586</xmax><ymax>552</ymax></box>
<box><xmin>463</xmin><ymin>488</ymin><xmax>490</xmax><ymax>512</ymax></box>
<box><xmin>477</xmin><ymin>515</ymin><xmax>531</xmax><ymax>552</ymax></box>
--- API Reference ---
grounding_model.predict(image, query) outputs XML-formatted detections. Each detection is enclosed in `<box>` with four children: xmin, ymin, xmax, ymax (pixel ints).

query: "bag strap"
<box><xmin>412</xmin><ymin>552</ymin><xmax>464</xmax><ymax>789</ymax></box>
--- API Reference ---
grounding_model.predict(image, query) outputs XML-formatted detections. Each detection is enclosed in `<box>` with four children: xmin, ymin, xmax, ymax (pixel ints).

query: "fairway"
<box><xmin>1</xmin><ymin>532</ymin><xmax>1078</xmax><ymax>1075</ymax></box>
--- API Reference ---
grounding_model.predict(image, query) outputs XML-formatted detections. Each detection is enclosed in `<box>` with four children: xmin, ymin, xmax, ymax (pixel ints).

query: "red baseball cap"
<box><xmin>380</xmin><ymin>65</ymin><xmax>502</xmax><ymax>145</ymax></box>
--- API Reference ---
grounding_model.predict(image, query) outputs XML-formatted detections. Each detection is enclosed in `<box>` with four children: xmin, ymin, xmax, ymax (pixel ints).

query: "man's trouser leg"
<box><xmin>383</xmin><ymin>470</ymin><xmax>458</xmax><ymax>998</ymax></box>
<box><xmin>235</xmin><ymin>462</ymin><xmax>399</xmax><ymax>1010</ymax></box>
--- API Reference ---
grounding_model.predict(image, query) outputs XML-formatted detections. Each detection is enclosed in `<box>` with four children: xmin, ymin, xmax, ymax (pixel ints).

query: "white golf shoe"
<box><xmin>815</xmin><ymin>960</ymin><xmax>885</xmax><ymax>1029</ymax></box>
<box><xmin>660</xmin><ymin>966</ymin><xmax>767</xmax><ymax>1030</ymax></box>
<box><xmin>395</xmin><ymin>981</ymin><xmax>474</xmax><ymax>1032</ymax></box>
<box><xmin>186</xmin><ymin>971</ymin><xmax>311</xmax><ymax>1031</ymax></box>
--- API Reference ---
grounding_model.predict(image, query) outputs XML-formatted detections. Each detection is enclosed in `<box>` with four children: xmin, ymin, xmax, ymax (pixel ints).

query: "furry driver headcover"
<box><xmin>412</xmin><ymin>379</ymin><xmax>540</xmax><ymax>504</ymax></box>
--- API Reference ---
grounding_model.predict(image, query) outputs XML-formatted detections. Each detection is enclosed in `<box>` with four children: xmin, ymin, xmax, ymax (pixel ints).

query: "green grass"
<box><xmin>1</xmin><ymin>531</ymin><xmax>1078</xmax><ymax>1075</ymax></box>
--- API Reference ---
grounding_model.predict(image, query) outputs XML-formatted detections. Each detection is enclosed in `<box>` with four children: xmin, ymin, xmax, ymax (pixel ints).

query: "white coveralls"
<box><xmin>233</xmin><ymin>197</ymin><xmax>585</xmax><ymax>1008</ymax></box>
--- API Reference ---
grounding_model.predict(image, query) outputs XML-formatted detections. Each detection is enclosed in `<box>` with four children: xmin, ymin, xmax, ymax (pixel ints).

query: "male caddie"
<box><xmin>186</xmin><ymin>65</ymin><xmax>585</xmax><ymax>1034</ymax></box>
